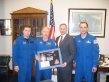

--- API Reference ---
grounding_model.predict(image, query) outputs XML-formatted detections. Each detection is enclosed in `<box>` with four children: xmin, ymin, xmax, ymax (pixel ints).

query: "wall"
<box><xmin>0</xmin><ymin>36</ymin><xmax>12</xmax><ymax>55</ymax></box>
<box><xmin>0</xmin><ymin>0</ymin><xmax>109</xmax><ymax>56</ymax></box>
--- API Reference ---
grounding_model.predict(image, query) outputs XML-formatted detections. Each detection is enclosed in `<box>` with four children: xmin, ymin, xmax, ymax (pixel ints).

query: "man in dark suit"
<box><xmin>56</xmin><ymin>23</ymin><xmax>76</xmax><ymax>82</ymax></box>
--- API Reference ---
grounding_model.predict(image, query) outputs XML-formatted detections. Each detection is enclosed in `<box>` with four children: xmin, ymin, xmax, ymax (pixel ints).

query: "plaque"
<box><xmin>37</xmin><ymin>48</ymin><xmax>63</xmax><ymax>70</ymax></box>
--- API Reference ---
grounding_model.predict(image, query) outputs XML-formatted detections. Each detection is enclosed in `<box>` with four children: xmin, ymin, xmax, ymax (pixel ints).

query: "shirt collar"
<box><xmin>80</xmin><ymin>33</ymin><xmax>89</xmax><ymax>40</ymax></box>
<box><xmin>21</xmin><ymin>35</ymin><xmax>31</xmax><ymax>41</ymax></box>
<box><xmin>41</xmin><ymin>37</ymin><xmax>50</xmax><ymax>42</ymax></box>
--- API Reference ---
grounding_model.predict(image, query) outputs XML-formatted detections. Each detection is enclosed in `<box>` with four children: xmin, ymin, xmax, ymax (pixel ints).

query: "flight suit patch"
<box><xmin>86</xmin><ymin>40</ymin><xmax>91</xmax><ymax>44</ymax></box>
<box><xmin>93</xmin><ymin>40</ymin><xmax>98</xmax><ymax>44</ymax></box>
<box><xmin>30</xmin><ymin>41</ymin><xmax>34</xmax><ymax>44</ymax></box>
<box><xmin>46</xmin><ymin>42</ymin><xmax>51</xmax><ymax>45</ymax></box>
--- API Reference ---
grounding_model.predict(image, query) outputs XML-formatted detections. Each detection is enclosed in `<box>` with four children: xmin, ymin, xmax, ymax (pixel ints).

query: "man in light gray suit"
<box><xmin>56</xmin><ymin>23</ymin><xmax>76</xmax><ymax>82</ymax></box>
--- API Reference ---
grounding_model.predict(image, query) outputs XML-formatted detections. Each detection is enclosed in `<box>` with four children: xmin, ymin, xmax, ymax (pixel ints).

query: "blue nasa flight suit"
<box><xmin>34</xmin><ymin>37</ymin><xmax>56</xmax><ymax>82</ymax></box>
<box><xmin>74</xmin><ymin>33</ymin><xmax>99</xmax><ymax>82</ymax></box>
<box><xmin>13</xmin><ymin>35</ymin><xmax>34</xmax><ymax>82</ymax></box>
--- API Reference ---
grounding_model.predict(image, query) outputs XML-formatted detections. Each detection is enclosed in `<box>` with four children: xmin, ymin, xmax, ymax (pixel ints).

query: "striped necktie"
<box><xmin>59</xmin><ymin>36</ymin><xmax>63</xmax><ymax>47</ymax></box>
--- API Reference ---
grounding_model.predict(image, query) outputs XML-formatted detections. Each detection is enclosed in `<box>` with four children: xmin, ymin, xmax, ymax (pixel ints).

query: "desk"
<box><xmin>98</xmin><ymin>66</ymin><xmax>109</xmax><ymax>72</ymax></box>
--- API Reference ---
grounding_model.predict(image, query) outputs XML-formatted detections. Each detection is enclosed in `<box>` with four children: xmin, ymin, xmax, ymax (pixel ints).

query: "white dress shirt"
<box><xmin>58</xmin><ymin>34</ymin><xmax>66</xmax><ymax>47</ymax></box>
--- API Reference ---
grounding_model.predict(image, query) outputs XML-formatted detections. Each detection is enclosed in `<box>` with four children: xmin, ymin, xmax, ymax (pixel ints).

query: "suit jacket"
<box><xmin>56</xmin><ymin>34</ymin><xmax>76</xmax><ymax>65</ymax></box>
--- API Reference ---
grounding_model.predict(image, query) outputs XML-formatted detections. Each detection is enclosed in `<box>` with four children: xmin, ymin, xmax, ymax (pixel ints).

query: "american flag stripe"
<box><xmin>49</xmin><ymin>0</ymin><xmax>55</xmax><ymax>40</ymax></box>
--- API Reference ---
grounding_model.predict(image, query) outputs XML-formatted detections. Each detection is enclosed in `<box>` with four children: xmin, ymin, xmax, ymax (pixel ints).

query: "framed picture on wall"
<box><xmin>68</xmin><ymin>8</ymin><xmax>107</xmax><ymax>37</ymax></box>
<box><xmin>0</xmin><ymin>19</ymin><xmax>11</xmax><ymax>35</ymax></box>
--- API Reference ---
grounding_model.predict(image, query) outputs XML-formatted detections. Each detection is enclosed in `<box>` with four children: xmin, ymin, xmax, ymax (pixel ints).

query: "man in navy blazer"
<box><xmin>56</xmin><ymin>23</ymin><xmax>76</xmax><ymax>82</ymax></box>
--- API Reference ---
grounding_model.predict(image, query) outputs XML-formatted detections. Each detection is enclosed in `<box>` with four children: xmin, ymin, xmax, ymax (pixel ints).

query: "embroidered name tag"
<box><xmin>40</xmin><ymin>41</ymin><xmax>43</xmax><ymax>44</ymax></box>
<box><xmin>23</xmin><ymin>41</ymin><xmax>26</xmax><ymax>44</ymax></box>
<box><xmin>78</xmin><ymin>40</ymin><xmax>81</xmax><ymax>43</ymax></box>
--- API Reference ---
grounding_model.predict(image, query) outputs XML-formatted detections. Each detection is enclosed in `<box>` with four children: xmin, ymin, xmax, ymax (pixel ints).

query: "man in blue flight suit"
<box><xmin>34</xmin><ymin>27</ymin><xmax>56</xmax><ymax>82</ymax></box>
<box><xmin>13</xmin><ymin>26</ymin><xmax>34</xmax><ymax>82</ymax></box>
<box><xmin>73</xmin><ymin>22</ymin><xmax>99</xmax><ymax>82</ymax></box>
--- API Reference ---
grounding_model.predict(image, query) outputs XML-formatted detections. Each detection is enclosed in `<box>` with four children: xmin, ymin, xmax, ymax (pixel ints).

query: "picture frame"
<box><xmin>37</xmin><ymin>48</ymin><xmax>63</xmax><ymax>70</ymax></box>
<box><xmin>68</xmin><ymin>8</ymin><xmax>107</xmax><ymax>37</ymax></box>
<box><xmin>0</xmin><ymin>19</ymin><xmax>11</xmax><ymax>35</ymax></box>
<box><xmin>99</xmin><ymin>54</ymin><xmax>105</xmax><ymax>62</ymax></box>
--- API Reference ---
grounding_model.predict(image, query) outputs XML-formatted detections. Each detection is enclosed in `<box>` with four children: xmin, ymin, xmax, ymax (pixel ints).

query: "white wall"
<box><xmin>0</xmin><ymin>36</ymin><xmax>12</xmax><ymax>55</ymax></box>
<box><xmin>0</xmin><ymin>0</ymin><xmax>109</xmax><ymax>56</ymax></box>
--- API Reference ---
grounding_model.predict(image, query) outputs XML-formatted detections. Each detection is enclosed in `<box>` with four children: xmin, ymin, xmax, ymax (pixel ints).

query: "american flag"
<box><xmin>49</xmin><ymin>0</ymin><xmax>55</xmax><ymax>40</ymax></box>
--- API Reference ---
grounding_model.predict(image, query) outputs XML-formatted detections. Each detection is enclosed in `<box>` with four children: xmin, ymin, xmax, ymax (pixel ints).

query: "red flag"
<box><xmin>49</xmin><ymin>0</ymin><xmax>55</xmax><ymax>40</ymax></box>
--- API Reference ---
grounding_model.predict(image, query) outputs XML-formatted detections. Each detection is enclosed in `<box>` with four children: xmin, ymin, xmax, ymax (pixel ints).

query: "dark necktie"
<box><xmin>59</xmin><ymin>36</ymin><xmax>63</xmax><ymax>47</ymax></box>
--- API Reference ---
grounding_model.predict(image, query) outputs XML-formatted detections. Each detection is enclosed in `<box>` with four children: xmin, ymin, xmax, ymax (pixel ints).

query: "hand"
<box><xmin>73</xmin><ymin>61</ymin><xmax>76</xmax><ymax>69</ymax></box>
<box><xmin>62</xmin><ymin>62</ymin><xmax>67</xmax><ymax>67</ymax></box>
<box><xmin>14</xmin><ymin>66</ymin><xmax>19</xmax><ymax>72</ymax></box>
<box><xmin>92</xmin><ymin>67</ymin><xmax>97</xmax><ymax>73</ymax></box>
<box><xmin>35</xmin><ymin>55</ymin><xmax>40</xmax><ymax>60</ymax></box>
